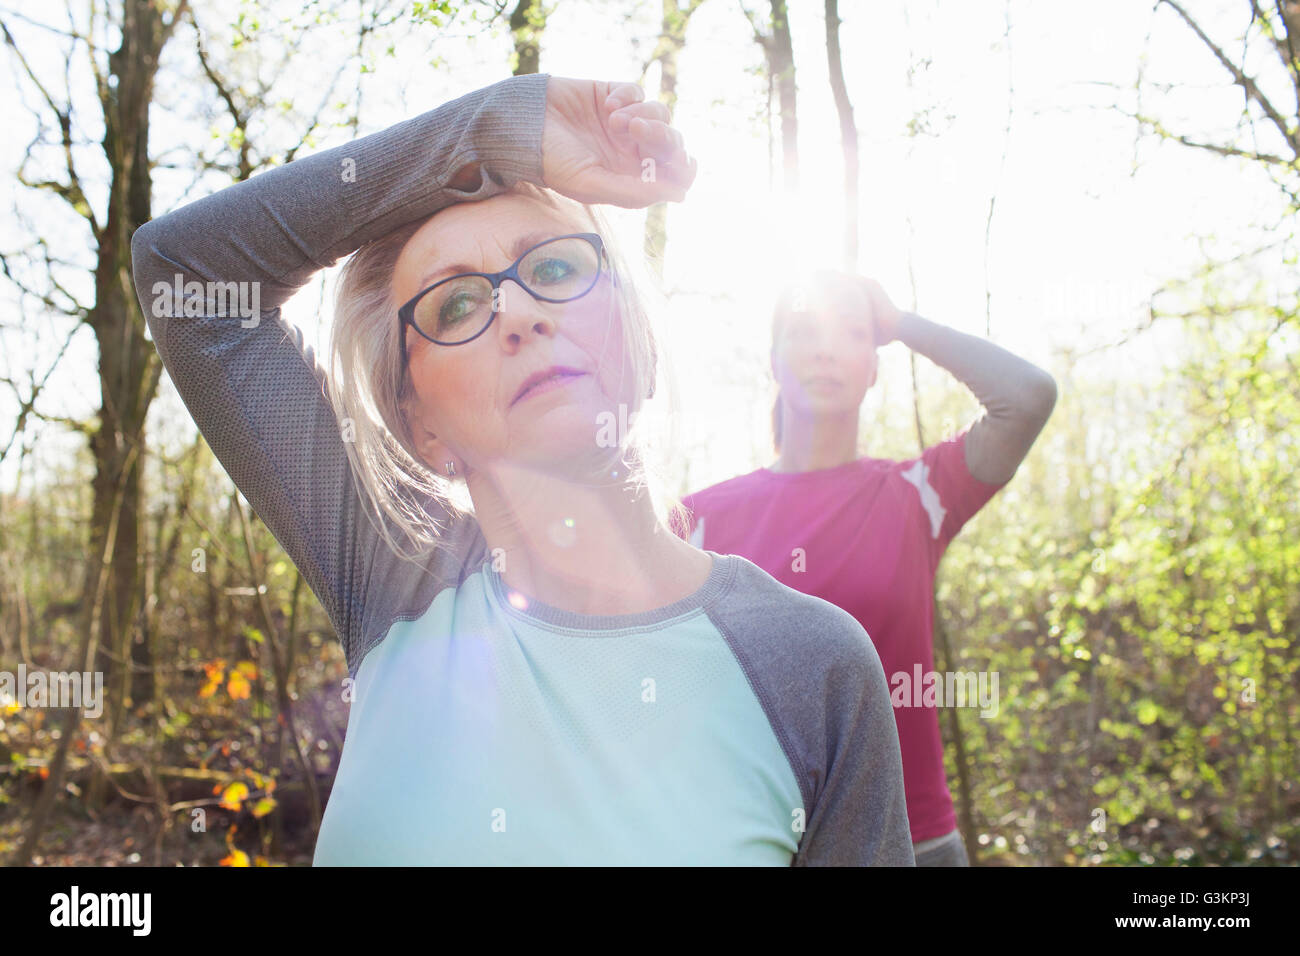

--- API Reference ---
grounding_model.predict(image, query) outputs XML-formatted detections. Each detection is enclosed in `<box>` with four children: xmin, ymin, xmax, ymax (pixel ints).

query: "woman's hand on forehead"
<box><xmin>541</xmin><ymin>78</ymin><xmax>698</xmax><ymax>208</ymax></box>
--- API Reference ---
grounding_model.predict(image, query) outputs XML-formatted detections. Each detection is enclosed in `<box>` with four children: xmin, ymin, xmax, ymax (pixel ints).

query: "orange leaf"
<box><xmin>227</xmin><ymin>671</ymin><xmax>251</xmax><ymax>700</ymax></box>
<box><xmin>219</xmin><ymin>849</ymin><xmax>250</xmax><ymax>867</ymax></box>
<box><xmin>219</xmin><ymin>781</ymin><xmax>249</xmax><ymax>811</ymax></box>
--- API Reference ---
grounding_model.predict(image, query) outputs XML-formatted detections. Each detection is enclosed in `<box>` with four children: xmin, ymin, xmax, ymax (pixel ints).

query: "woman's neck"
<box><xmin>770</xmin><ymin>409</ymin><xmax>861</xmax><ymax>473</ymax></box>
<box><xmin>466</xmin><ymin>458</ymin><xmax>710</xmax><ymax>616</ymax></box>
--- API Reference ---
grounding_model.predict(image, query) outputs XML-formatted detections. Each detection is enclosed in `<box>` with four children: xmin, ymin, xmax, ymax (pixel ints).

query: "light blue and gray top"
<box><xmin>130</xmin><ymin>73</ymin><xmax>914</xmax><ymax>866</ymax></box>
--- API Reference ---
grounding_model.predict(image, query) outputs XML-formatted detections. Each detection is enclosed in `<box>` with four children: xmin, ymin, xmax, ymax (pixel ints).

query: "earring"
<box><xmin>445</xmin><ymin>460</ymin><xmax>456</xmax><ymax>477</ymax></box>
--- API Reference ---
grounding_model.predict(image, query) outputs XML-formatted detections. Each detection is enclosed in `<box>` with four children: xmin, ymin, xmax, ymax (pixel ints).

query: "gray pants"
<box><xmin>913</xmin><ymin>828</ymin><xmax>970</xmax><ymax>866</ymax></box>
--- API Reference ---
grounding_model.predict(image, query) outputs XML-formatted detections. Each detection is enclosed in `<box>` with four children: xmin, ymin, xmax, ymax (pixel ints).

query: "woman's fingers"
<box><xmin>666</xmin><ymin>151</ymin><xmax>698</xmax><ymax>191</ymax></box>
<box><xmin>625</xmin><ymin>116</ymin><xmax>680</xmax><ymax>162</ymax></box>
<box><xmin>616</xmin><ymin>99</ymin><xmax>670</xmax><ymax>123</ymax></box>
<box><xmin>608</xmin><ymin>98</ymin><xmax>671</xmax><ymax>134</ymax></box>
<box><xmin>542</xmin><ymin>77</ymin><xmax>696</xmax><ymax>207</ymax></box>
<box><xmin>604</xmin><ymin>101</ymin><xmax>695</xmax><ymax>194</ymax></box>
<box><xmin>595</xmin><ymin>82</ymin><xmax>692</xmax><ymax>183</ymax></box>
<box><xmin>603</xmin><ymin>82</ymin><xmax>644</xmax><ymax>111</ymax></box>
<box><xmin>625</xmin><ymin>117</ymin><xmax>696</xmax><ymax>192</ymax></box>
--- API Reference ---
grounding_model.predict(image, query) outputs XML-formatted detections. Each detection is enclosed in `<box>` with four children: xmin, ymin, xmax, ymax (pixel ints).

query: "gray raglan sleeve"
<box><xmin>713</xmin><ymin>558</ymin><xmax>915</xmax><ymax>866</ymax></box>
<box><xmin>793</xmin><ymin>617</ymin><xmax>915</xmax><ymax>866</ymax></box>
<box><xmin>129</xmin><ymin>74</ymin><xmax>549</xmax><ymax>672</ymax></box>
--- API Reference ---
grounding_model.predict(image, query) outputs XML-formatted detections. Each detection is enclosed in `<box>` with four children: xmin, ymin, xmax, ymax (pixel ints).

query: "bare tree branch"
<box><xmin>0</xmin><ymin>322</ymin><xmax>83</xmax><ymax>463</ymax></box>
<box><xmin>1132</xmin><ymin>110</ymin><xmax>1298</xmax><ymax>165</ymax></box>
<box><xmin>1</xmin><ymin>16</ymin><xmax>101</xmax><ymax>237</ymax></box>
<box><xmin>1159</xmin><ymin>0</ymin><xmax>1298</xmax><ymax>156</ymax></box>
<box><xmin>0</xmin><ymin>248</ymin><xmax>89</xmax><ymax>320</ymax></box>
<box><xmin>187</xmin><ymin>6</ymin><xmax>256</xmax><ymax>180</ymax></box>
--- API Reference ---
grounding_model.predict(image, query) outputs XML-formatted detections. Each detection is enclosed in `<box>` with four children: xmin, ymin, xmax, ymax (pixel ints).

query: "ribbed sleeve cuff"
<box><xmin>338</xmin><ymin>73</ymin><xmax>550</xmax><ymax>248</ymax></box>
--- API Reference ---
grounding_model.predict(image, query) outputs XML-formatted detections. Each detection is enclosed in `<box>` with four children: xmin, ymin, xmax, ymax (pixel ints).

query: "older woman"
<box><xmin>130</xmin><ymin>74</ymin><xmax>913</xmax><ymax>865</ymax></box>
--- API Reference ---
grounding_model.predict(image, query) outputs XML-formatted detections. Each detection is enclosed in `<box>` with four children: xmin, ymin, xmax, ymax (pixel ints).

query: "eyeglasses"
<box><xmin>398</xmin><ymin>233</ymin><xmax>608</xmax><ymax>369</ymax></box>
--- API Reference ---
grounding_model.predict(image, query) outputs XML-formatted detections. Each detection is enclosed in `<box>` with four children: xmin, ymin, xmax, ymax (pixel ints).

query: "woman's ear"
<box><xmin>416</xmin><ymin>430</ymin><xmax>441</xmax><ymax>471</ymax></box>
<box><xmin>405</xmin><ymin>408</ymin><xmax>455</xmax><ymax>475</ymax></box>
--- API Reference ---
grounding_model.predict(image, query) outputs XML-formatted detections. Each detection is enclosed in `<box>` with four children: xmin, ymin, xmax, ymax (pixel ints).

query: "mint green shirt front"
<box><xmin>313</xmin><ymin>554</ymin><xmax>804</xmax><ymax>865</ymax></box>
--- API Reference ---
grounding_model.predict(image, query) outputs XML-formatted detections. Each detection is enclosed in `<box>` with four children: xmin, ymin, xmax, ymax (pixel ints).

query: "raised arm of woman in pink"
<box><xmin>861</xmin><ymin>277</ymin><xmax>1057</xmax><ymax>485</ymax></box>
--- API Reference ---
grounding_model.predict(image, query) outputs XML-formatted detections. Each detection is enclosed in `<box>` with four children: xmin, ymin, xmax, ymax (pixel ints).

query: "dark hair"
<box><xmin>772</xmin><ymin>396</ymin><xmax>784</xmax><ymax>453</ymax></box>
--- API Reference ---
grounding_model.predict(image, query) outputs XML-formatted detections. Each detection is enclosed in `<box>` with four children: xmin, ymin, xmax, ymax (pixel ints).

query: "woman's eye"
<box><xmin>440</xmin><ymin>292</ymin><xmax>478</xmax><ymax>324</ymax></box>
<box><xmin>530</xmin><ymin>257</ymin><xmax>575</xmax><ymax>285</ymax></box>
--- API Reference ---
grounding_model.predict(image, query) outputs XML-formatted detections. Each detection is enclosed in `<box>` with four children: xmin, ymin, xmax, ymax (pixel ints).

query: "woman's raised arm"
<box><xmin>129</xmin><ymin>75</ymin><xmax>555</xmax><ymax>671</ymax></box>
<box><xmin>130</xmin><ymin>74</ymin><xmax>696</xmax><ymax>675</ymax></box>
<box><xmin>859</xmin><ymin>279</ymin><xmax>1057</xmax><ymax>486</ymax></box>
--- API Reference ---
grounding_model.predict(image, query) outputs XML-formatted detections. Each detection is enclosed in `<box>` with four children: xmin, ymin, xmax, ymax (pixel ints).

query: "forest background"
<box><xmin>0</xmin><ymin>0</ymin><xmax>1296</xmax><ymax>866</ymax></box>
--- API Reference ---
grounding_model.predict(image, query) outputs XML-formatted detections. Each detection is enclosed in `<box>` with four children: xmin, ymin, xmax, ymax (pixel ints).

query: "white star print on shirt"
<box><xmin>901</xmin><ymin>459</ymin><xmax>948</xmax><ymax>540</ymax></box>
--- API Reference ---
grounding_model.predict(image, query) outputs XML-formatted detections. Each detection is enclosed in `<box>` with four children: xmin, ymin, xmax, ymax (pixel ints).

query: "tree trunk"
<box><xmin>643</xmin><ymin>0</ymin><xmax>704</xmax><ymax>274</ymax></box>
<box><xmin>80</xmin><ymin>0</ymin><xmax>175</xmax><ymax>812</ymax></box>
<box><xmin>85</xmin><ymin>0</ymin><xmax>170</xmax><ymax>719</ymax></box>
<box><xmin>14</xmin><ymin>0</ymin><xmax>180</xmax><ymax>844</ymax></box>
<box><xmin>509</xmin><ymin>0</ymin><xmax>546</xmax><ymax>75</ymax></box>
<box><xmin>824</xmin><ymin>0</ymin><xmax>858</xmax><ymax>270</ymax></box>
<box><xmin>768</xmin><ymin>0</ymin><xmax>798</xmax><ymax>192</ymax></box>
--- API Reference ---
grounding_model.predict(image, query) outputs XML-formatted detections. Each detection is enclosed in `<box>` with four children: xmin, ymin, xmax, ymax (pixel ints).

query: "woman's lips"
<box><xmin>514</xmin><ymin>370</ymin><xmax>588</xmax><ymax>404</ymax></box>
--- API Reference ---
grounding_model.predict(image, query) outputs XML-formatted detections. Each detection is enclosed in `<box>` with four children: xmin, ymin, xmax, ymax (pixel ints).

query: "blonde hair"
<box><xmin>326</xmin><ymin>181</ymin><xmax>688</xmax><ymax>564</ymax></box>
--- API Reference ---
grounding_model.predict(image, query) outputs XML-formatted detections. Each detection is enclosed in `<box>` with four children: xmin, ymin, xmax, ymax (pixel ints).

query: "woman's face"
<box><xmin>392</xmin><ymin>191</ymin><xmax>632</xmax><ymax>478</ymax></box>
<box><xmin>770</xmin><ymin>279</ymin><xmax>879</xmax><ymax>417</ymax></box>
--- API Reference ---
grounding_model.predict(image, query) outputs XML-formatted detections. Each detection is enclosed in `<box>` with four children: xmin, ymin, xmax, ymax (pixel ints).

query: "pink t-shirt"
<box><xmin>677</xmin><ymin>429</ymin><xmax>1008</xmax><ymax>843</ymax></box>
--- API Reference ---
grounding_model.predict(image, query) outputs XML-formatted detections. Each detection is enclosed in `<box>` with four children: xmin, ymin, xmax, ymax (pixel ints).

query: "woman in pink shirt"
<box><xmin>680</xmin><ymin>272</ymin><xmax>1057</xmax><ymax>865</ymax></box>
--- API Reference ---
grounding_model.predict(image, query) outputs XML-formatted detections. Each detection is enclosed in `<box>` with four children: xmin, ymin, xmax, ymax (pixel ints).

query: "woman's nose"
<box><xmin>494</xmin><ymin>279</ymin><xmax>555</xmax><ymax>344</ymax></box>
<box><xmin>805</xmin><ymin>327</ymin><xmax>834</xmax><ymax>355</ymax></box>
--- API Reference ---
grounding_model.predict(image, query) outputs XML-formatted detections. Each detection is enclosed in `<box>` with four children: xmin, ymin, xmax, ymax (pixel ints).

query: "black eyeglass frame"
<box><xmin>397</xmin><ymin>233</ymin><xmax>608</xmax><ymax>375</ymax></box>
